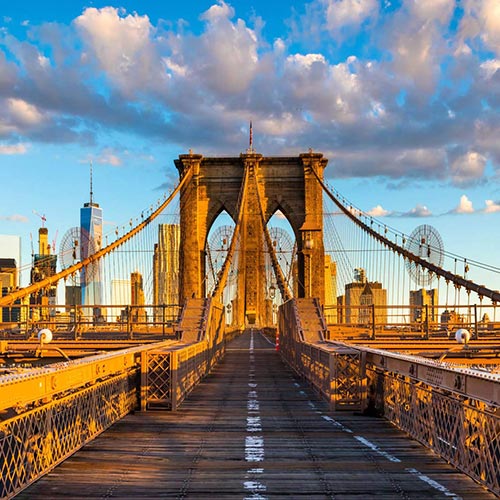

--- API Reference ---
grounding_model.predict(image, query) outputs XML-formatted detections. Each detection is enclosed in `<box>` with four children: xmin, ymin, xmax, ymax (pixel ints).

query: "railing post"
<box><xmin>424</xmin><ymin>304</ymin><xmax>429</xmax><ymax>340</ymax></box>
<box><xmin>474</xmin><ymin>304</ymin><xmax>478</xmax><ymax>339</ymax></box>
<box><xmin>371</xmin><ymin>304</ymin><xmax>376</xmax><ymax>340</ymax></box>
<box><xmin>162</xmin><ymin>304</ymin><xmax>166</xmax><ymax>338</ymax></box>
<box><xmin>171</xmin><ymin>351</ymin><xmax>178</xmax><ymax>411</ymax></box>
<box><xmin>126</xmin><ymin>306</ymin><xmax>132</xmax><ymax>339</ymax></box>
<box><xmin>328</xmin><ymin>351</ymin><xmax>336</xmax><ymax>410</ymax></box>
<box><xmin>140</xmin><ymin>351</ymin><xmax>148</xmax><ymax>412</ymax></box>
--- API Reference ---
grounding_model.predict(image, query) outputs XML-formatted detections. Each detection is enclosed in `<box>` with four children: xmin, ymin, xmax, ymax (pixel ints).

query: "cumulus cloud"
<box><xmin>387</xmin><ymin>0</ymin><xmax>455</xmax><ymax>93</ymax></box>
<box><xmin>450</xmin><ymin>151</ymin><xmax>487</xmax><ymax>186</ymax></box>
<box><xmin>325</xmin><ymin>0</ymin><xmax>378</xmax><ymax>36</ymax></box>
<box><xmin>75</xmin><ymin>7</ymin><xmax>160</xmax><ymax>96</ymax></box>
<box><xmin>366</xmin><ymin>204</ymin><xmax>390</xmax><ymax>217</ymax></box>
<box><xmin>452</xmin><ymin>194</ymin><xmax>475</xmax><ymax>213</ymax></box>
<box><xmin>0</xmin><ymin>214</ymin><xmax>29</xmax><ymax>222</ymax></box>
<box><xmin>0</xmin><ymin>1</ymin><xmax>497</xmax><ymax>189</ymax></box>
<box><xmin>0</xmin><ymin>143</ymin><xmax>28</xmax><ymax>154</ymax></box>
<box><xmin>402</xmin><ymin>204</ymin><xmax>432</xmax><ymax>217</ymax></box>
<box><xmin>460</xmin><ymin>0</ymin><xmax>500</xmax><ymax>56</ymax></box>
<box><xmin>484</xmin><ymin>200</ymin><xmax>500</xmax><ymax>213</ymax></box>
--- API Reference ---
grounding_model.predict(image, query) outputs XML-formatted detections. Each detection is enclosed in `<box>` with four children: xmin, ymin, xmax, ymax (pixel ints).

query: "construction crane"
<box><xmin>32</xmin><ymin>210</ymin><xmax>47</xmax><ymax>228</ymax></box>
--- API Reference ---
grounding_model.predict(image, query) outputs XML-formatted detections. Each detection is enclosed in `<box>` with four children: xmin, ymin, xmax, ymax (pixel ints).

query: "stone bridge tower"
<box><xmin>175</xmin><ymin>150</ymin><xmax>327</xmax><ymax>327</ymax></box>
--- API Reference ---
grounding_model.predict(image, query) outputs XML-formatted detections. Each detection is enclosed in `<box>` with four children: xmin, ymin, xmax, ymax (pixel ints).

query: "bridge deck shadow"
<box><xmin>18</xmin><ymin>330</ymin><xmax>495</xmax><ymax>499</ymax></box>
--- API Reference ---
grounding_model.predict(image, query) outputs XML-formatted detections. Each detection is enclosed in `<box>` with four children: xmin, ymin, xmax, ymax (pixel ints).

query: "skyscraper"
<box><xmin>153</xmin><ymin>224</ymin><xmax>180</xmax><ymax>320</ymax></box>
<box><xmin>80</xmin><ymin>164</ymin><xmax>103</xmax><ymax>306</ymax></box>
<box><xmin>324</xmin><ymin>255</ymin><xmax>337</xmax><ymax>323</ymax></box>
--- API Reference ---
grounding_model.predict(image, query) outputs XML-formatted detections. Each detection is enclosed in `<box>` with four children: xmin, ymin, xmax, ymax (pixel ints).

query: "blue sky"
<box><xmin>0</xmin><ymin>0</ymin><xmax>499</xmax><ymax>288</ymax></box>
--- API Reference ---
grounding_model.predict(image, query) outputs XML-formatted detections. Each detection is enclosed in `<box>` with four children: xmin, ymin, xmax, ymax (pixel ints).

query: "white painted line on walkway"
<box><xmin>405</xmin><ymin>468</ymin><xmax>462</xmax><ymax>498</ymax></box>
<box><xmin>354</xmin><ymin>435</ymin><xmax>401</xmax><ymax>463</ymax></box>
<box><xmin>244</xmin><ymin>330</ymin><xmax>268</xmax><ymax>499</ymax></box>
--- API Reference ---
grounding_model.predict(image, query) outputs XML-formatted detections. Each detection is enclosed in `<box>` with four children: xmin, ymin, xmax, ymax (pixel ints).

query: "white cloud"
<box><xmin>0</xmin><ymin>143</ymin><xmax>28</xmax><ymax>155</ymax></box>
<box><xmin>404</xmin><ymin>204</ymin><xmax>432</xmax><ymax>217</ymax></box>
<box><xmin>7</xmin><ymin>98</ymin><xmax>44</xmax><ymax>126</ymax></box>
<box><xmin>453</xmin><ymin>194</ymin><xmax>475</xmax><ymax>213</ymax></box>
<box><xmin>325</xmin><ymin>0</ymin><xmax>378</xmax><ymax>34</ymax></box>
<box><xmin>387</xmin><ymin>0</ymin><xmax>454</xmax><ymax>93</ymax></box>
<box><xmin>450</xmin><ymin>151</ymin><xmax>487</xmax><ymax>186</ymax></box>
<box><xmin>200</xmin><ymin>1</ymin><xmax>234</xmax><ymax>22</ymax></box>
<box><xmin>0</xmin><ymin>214</ymin><xmax>29</xmax><ymax>222</ymax></box>
<box><xmin>367</xmin><ymin>205</ymin><xmax>390</xmax><ymax>217</ymax></box>
<box><xmin>480</xmin><ymin>59</ymin><xmax>500</xmax><ymax>79</ymax></box>
<box><xmin>75</xmin><ymin>7</ymin><xmax>160</xmax><ymax>95</ymax></box>
<box><xmin>193</xmin><ymin>3</ymin><xmax>259</xmax><ymax>94</ymax></box>
<box><xmin>484</xmin><ymin>200</ymin><xmax>500</xmax><ymax>213</ymax></box>
<box><xmin>460</xmin><ymin>0</ymin><xmax>500</xmax><ymax>56</ymax></box>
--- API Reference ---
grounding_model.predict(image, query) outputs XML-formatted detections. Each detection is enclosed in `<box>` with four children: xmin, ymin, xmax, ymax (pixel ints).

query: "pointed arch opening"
<box><xmin>205</xmin><ymin>209</ymin><xmax>237</xmax><ymax>324</ymax></box>
<box><xmin>265</xmin><ymin>209</ymin><xmax>297</xmax><ymax>324</ymax></box>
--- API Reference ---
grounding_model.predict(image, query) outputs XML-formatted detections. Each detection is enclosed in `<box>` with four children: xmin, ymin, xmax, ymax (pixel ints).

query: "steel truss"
<box><xmin>370</xmin><ymin>369</ymin><xmax>499</xmax><ymax>495</ymax></box>
<box><xmin>0</xmin><ymin>371</ymin><xmax>137</xmax><ymax>499</ymax></box>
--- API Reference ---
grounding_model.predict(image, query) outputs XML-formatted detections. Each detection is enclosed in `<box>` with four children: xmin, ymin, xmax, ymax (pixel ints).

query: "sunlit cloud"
<box><xmin>0</xmin><ymin>143</ymin><xmax>28</xmax><ymax>155</ymax></box>
<box><xmin>0</xmin><ymin>1</ymin><xmax>496</xmax><ymax>189</ymax></box>
<box><xmin>451</xmin><ymin>194</ymin><xmax>475</xmax><ymax>214</ymax></box>
<box><xmin>484</xmin><ymin>200</ymin><xmax>500</xmax><ymax>213</ymax></box>
<box><xmin>0</xmin><ymin>214</ymin><xmax>29</xmax><ymax>222</ymax></box>
<box><xmin>366</xmin><ymin>205</ymin><xmax>390</xmax><ymax>217</ymax></box>
<box><xmin>402</xmin><ymin>204</ymin><xmax>432</xmax><ymax>217</ymax></box>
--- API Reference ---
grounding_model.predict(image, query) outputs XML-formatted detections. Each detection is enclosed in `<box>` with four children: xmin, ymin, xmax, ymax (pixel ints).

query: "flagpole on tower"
<box><xmin>247</xmin><ymin>120</ymin><xmax>254</xmax><ymax>153</ymax></box>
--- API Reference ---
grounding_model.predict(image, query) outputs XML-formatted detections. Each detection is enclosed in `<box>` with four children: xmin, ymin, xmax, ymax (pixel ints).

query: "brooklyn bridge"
<box><xmin>0</xmin><ymin>150</ymin><xmax>499</xmax><ymax>498</ymax></box>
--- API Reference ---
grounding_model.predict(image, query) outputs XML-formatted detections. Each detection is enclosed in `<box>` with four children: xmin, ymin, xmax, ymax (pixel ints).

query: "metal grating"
<box><xmin>146</xmin><ymin>351</ymin><xmax>172</xmax><ymax>409</ymax></box>
<box><xmin>377</xmin><ymin>371</ymin><xmax>500</xmax><ymax>495</ymax></box>
<box><xmin>332</xmin><ymin>351</ymin><xmax>363</xmax><ymax>410</ymax></box>
<box><xmin>0</xmin><ymin>372</ymin><xmax>137</xmax><ymax>499</ymax></box>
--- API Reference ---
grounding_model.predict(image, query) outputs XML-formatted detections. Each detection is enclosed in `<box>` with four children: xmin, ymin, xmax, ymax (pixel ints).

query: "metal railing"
<box><xmin>354</xmin><ymin>344</ymin><xmax>500</xmax><ymax>495</ymax></box>
<box><xmin>279</xmin><ymin>298</ymin><xmax>500</xmax><ymax>496</ymax></box>
<box><xmin>0</xmin><ymin>299</ymin><xmax>227</xmax><ymax>498</ymax></box>
<box><xmin>278</xmin><ymin>299</ymin><xmax>365</xmax><ymax>410</ymax></box>
<box><xmin>324</xmin><ymin>303</ymin><xmax>500</xmax><ymax>340</ymax></box>
<box><xmin>0</xmin><ymin>303</ymin><xmax>183</xmax><ymax>340</ymax></box>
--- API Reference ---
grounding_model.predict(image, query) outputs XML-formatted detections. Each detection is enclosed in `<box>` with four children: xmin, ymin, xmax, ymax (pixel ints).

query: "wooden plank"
<box><xmin>17</xmin><ymin>330</ymin><xmax>496</xmax><ymax>499</ymax></box>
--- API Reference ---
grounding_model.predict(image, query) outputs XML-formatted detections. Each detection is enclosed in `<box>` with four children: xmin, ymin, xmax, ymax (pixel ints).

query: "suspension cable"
<box><xmin>0</xmin><ymin>167</ymin><xmax>194</xmax><ymax>307</ymax></box>
<box><xmin>314</xmin><ymin>171</ymin><xmax>500</xmax><ymax>304</ymax></box>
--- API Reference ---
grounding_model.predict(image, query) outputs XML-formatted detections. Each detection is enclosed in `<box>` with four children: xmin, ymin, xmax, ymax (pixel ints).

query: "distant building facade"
<box><xmin>131</xmin><ymin>271</ymin><xmax>146</xmax><ymax>323</ymax></box>
<box><xmin>30</xmin><ymin>227</ymin><xmax>57</xmax><ymax>319</ymax></box>
<box><xmin>338</xmin><ymin>268</ymin><xmax>387</xmax><ymax>324</ymax></box>
<box><xmin>153</xmin><ymin>224</ymin><xmax>180</xmax><ymax>320</ymax></box>
<box><xmin>324</xmin><ymin>255</ymin><xmax>337</xmax><ymax>323</ymax></box>
<box><xmin>410</xmin><ymin>288</ymin><xmax>438</xmax><ymax>324</ymax></box>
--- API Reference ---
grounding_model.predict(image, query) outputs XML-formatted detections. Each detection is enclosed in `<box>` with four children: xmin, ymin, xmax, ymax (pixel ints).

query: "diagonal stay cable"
<box><xmin>251</xmin><ymin>169</ymin><xmax>293</xmax><ymax>302</ymax></box>
<box><xmin>211</xmin><ymin>166</ymin><xmax>250</xmax><ymax>302</ymax></box>
<box><xmin>313</xmin><ymin>170</ymin><xmax>500</xmax><ymax>303</ymax></box>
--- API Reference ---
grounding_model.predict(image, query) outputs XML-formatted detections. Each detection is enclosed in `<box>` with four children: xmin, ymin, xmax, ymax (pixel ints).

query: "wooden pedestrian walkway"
<box><xmin>18</xmin><ymin>330</ymin><xmax>495</xmax><ymax>499</ymax></box>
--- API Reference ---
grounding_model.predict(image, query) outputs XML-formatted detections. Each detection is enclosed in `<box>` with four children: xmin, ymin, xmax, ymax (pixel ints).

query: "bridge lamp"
<box><xmin>269</xmin><ymin>284</ymin><xmax>276</xmax><ymax>299</ymax></box>
<box><xmin>304</xmin><ymin>238</ymin><xmax>314</xmax><ymax>250</ymax></box>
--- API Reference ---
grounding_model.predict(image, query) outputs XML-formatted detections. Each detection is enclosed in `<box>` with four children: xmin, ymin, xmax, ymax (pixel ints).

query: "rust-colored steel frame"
<box><xmin>0</xmin><ymin>341</ymin><xmax>175</xmax><ymax>414</ymax></box>
<box><xmin>331</xmin><ymin>342</ymin><xmax>500</xmax><ymax>406</ymax></box>
<box><xmin>368</xmin><ymin>369</ymin><xmax>499</xmax><ymax>495</ymax></box>
<box><xmin>0</xmin><ymin>371</ymin><xmax>137</xmax><ymax>499</ymax></box>
<box><xmin>279</xmin><ymin>299</ymin><xmax>365</xmax><ymax>410</ymax></box>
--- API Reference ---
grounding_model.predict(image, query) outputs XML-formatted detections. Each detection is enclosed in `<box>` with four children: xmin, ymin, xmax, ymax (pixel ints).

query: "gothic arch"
<box><xmin>175</xmin><ymin>151</ymin><xmax>328</xmax><ymax>325</ymax></box>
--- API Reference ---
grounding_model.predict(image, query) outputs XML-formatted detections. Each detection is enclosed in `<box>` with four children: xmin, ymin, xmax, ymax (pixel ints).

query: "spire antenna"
<box><xmin>90</xmin><ymin>160</ymin><xmax>93</xmax><ymax>205</ymax></box>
